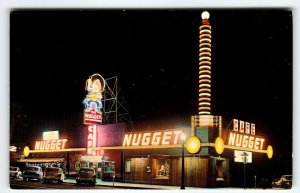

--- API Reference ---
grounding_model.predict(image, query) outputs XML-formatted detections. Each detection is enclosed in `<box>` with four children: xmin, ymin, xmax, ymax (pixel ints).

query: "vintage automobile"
<box><xmin>43</xmin><ymin>167</ymin><xmax>64</xmax><ymax>183</ymax></box>
<box><xmin>10</xmin><ymin>166</ymin><xmax>22</xmax><ymax>179</ymax></box>
<box><xmin>272</xmin><ymin>175</ymin><xmax>292</xmax><ymax>189</ymax></box>
<box><xmin>76</xmin><ymin>167</ymin><xmax>96</xmax><ymax>185</ymax></box>
<box><xmin>22</xmin><ymin>166</ymin><xmax>43</xmax><ymax>181</ymax></box>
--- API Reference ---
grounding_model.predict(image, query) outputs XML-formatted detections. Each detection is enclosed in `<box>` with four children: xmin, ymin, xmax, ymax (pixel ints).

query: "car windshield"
<box><xmin>10</xmin><ymin>167</ymin><xmax>17</xmax><ymax>171</ymax></box>
<box><xmin>80</xmin><ymin>169</ymin><xmax>94</xmax><ymax>174</ymax></box>
<box><xmin>27</xmin><ymin>167</ymin><xmax>39</xmax><ymax>171</ymax></box>
<box><xmin>46</xmin><ymin>168</ymin><xmax>58</xmax><ymax>173</ymax></box>
<box><xmin>284</xmin><ymin>176</ymin><xmax>292</xmax><ymax>180</ymax></box>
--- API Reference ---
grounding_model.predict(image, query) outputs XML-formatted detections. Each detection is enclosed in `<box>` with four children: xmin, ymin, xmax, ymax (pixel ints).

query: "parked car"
<box><xmin>23</xmin><ymin>166</ymin><xmax>43</xmax><ymax>181</ymax></box>
<box><xmin>44</xmin><ymin>167</ymin><xmax>64</xmax><ymax>183</ymax></box>
<box><xmin>272</xmin><ymin>175</ymin><xmax>292</xmax><ymax>189</ymax></box>
<box><xmin>10</xmin><ymin>166</ymin><xmax>22</xmax><ymax>179</ymax></box>
<box><xmin>76</xmin><ymin>167</ymin><xmax>96</xmax><ymax>185</ymax></box>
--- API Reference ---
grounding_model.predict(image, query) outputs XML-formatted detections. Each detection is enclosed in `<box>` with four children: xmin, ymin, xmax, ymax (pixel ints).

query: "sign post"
<box><xmin>242</xmin><ymin>152</ymin><xmax>248</xmax><ymax>189</ymax></box>
<box><xmin>234</xmin><ymin>150</ymin><xmax>252</xmax><ymax>189</ymax></box>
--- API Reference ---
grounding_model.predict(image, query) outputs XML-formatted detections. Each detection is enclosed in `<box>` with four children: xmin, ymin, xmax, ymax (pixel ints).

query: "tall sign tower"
<box><xmin>198</xmin><ymin>11</ymin><xmax>212</xmax><ymax>115</ymax></box>
<box><xmin>192</xmin><ymin>11</ymin><xmax>221</xmax><ymax>153</ymax></box>
<box><xmin>83</xmin><ymin>73</ymin><xmax>106</xmax><ymax>156</ymax></box>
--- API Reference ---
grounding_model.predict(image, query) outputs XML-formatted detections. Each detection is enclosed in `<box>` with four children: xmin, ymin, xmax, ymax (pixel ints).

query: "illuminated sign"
<box><xmin>9</xmin><ymin>146</ymin><xmax>17</xmax><ymax>152</ymax></box>
<box><xmin>226</xmin><ymin>119</ymin><xmax>265</xmax><ymax>150</ymax></box>
<box><xmin>87</xmin><ymin>125</ymin><xmax>97</xmax><ymax>155</ymax></box>
<box><xmin>35</xmin><ymin>139</ymin><xmax>68</xmax><ymax>150</ymax></box>
<box><xmin>185</xmin><ymin>136</ymin><xmax>201</xmax><ymax>154</ymax></box>
<box><xmin>83</xmin><ymin>74</ymin><xmax>105</xmax><ymax>125</ymax></box>
<box><xmin>23</xmin><ymin>146</ymin><xmax>30</xmax><ymax>157</ymax></box>
<box><xmin>227</xmin><ymin>132</ymin><xmax>265</xmax><ymax>150</ymax></box>
<box><xmin>84</xmin><ymin>109</ymin><xmax>103</xmax><ymax>125</ymax></box>
<box><xmin>43</xmin><ymin>131</ymin><xmax>59</xmax><ymax>140</ymax></box>
<box><xmin>234</xmin><ymin>150</ymin><xmax>252</xmax><ymax>163</ymax></box>
<box><xmin>267</xmin><ymin>145</ymin><xmax>273</xmax><ymax>159</ymax></box>
<box><xmin>215</xmin><ymin>137</ymin><xmax>225</xmax><ymax>154</ymax></box>
<box><xmin>85</xmin><ymin>74</ymin><xmax>105</xmax><ymax>101</ymax></box>
<box><xmin>123</xmin><ymin>130</ymin><xmax>183</xmax><ymax>146</ymax></box>
<box><xmin>233</xmin><ymin>119</ymin><xmax>255</xmax><ymax>135</ymax></box>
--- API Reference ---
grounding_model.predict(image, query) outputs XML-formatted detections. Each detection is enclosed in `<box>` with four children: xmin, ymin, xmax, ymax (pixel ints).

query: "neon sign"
<box><xmin>35</xmin><ymin>139</ymin><xmax>68</xmax><ymax>150</ymax></box>
<box><xmin>87</xmin><ymin>125</ymin><xmax>97</xmax><ymax>155</ymax></box>
<box><xmin>227</xmin><ymin>132</ymin><xmax>265</xmax><ymax>150</ymax></box>
<box><xmin>226</xmin><ymin>119</ymin><xmax>265</xmax><ymax>150</ymax></box>
<box><xmin>83</xmin><ymin>74</ymin><xmax>105</xmax><ymax>125</ymax></box>
<box><xmin>84</xmin><ymin>110</ymin><xmax>103</xmax><ymax>125</ymax></box>
<box><xmin>123</xmin><ymin>130</ymin><xmax>183</xmax><ymax>146</ymax></box>
<box><xmin>43</xmin><ymin>131</ymin><xmax>59</xmax><ymax>140</ymax></box>
<box><xmin>233</xmin><ymin>119</ymin><xmax>255</xmax><ymax>135</ymax></box>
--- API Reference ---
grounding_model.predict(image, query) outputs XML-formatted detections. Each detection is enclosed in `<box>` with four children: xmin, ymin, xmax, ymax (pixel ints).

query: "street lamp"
<box><xmin>180</xmin><ymin>133</ymin><xmax>186</xmax><ymax>190</ymax></box>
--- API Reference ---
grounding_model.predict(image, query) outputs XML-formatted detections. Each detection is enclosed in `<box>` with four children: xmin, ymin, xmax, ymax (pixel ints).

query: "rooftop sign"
<box><xmin>83</xmin><ymin>74</ymin><xmax>105</xmax><ymax>125</ymax></box>
<box><xmin>123</xmin><ymin>130</ymin><xmax>183</xmax><ymax>146</ymax></box>
<box><xmin>43</xmin><ymin>131</ymin><xmax>59</xmax><ymax>140</ymax></box>
<box><xmin>225</xmin><ymin>119</ymin><xmax>265</xmax><ymax>150</ymax></box>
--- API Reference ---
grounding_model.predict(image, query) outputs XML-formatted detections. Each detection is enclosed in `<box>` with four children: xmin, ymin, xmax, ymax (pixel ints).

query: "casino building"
<box><xmin>18</xmin><ymin>11</ymin><xmax>273</xmax><ymax>188</ymax></box>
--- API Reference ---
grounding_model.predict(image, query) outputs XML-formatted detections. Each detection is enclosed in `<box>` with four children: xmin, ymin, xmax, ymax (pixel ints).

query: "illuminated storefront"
<box><xmin>19</xmin><ymin>11</ymin><xmax>273</xmax><ymax>188</ymax></box>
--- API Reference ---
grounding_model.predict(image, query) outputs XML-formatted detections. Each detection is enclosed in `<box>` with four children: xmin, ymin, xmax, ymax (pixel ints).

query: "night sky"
<box><xmin>10</xmin><ymin>9</ymin><xmax>292</xmax><ymax>175</ymax></box>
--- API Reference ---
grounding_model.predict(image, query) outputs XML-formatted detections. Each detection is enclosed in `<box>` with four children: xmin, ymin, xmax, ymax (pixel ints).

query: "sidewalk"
<box><xmin>64</xmin><ymin>177</ymin><xmax>198</xmax><ymax>189</ymax></box>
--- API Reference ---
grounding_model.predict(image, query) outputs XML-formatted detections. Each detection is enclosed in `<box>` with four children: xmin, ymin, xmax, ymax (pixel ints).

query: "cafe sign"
<box><xmin>225</xmin><ymin>119</ymin><xmax>266</xmax><ymax>150</ymax></box>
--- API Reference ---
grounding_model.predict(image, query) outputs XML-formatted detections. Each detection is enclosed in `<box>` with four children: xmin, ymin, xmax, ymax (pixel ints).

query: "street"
<box><xmin>10</xmin><ymin>177</ymin><xmax>280</xmax><ymax>190</ymax></box>
<box><xmin>10</xmin><ymin>178</ymin><xmax>121</xmax><ymax>189</ymax></box>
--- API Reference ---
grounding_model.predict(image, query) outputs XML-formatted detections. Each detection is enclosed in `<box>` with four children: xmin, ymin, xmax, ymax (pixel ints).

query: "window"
<box><xmin>80</xmin><ymin>169</ymin><xmax>94</xmax><ymax>174</ymax></box>
<box><xmin>103</xmin><ymin>161</ymin><xmax>115</xmax><ymax>173</ymax></box>
<box><xmin>216</xmin><ymin>159</ymin><xmax>224</xmax><ymax>181</ymax></box>
<box><xmin>154</xmin><ymin>159</ymin><xmax>170</xmax><ymax>180</ymax></box>
<box><xmin>125</xmin><ymin>160</ymin><xmax>131</xmax><ymax>172</ymax></box>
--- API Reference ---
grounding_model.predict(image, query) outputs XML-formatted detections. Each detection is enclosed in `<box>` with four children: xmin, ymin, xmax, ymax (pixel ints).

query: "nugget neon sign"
<box><xmin>123</xmin><ymin>130</ymin><xmax>183</xmax><ymax>146</ymax></box>
<box><xmin>83</xmin><ymin>74</ymin><xmax>105</xmax><ymax>125</ymax></box>
<box><xmin>226</xmin><ymin>119</ymin><xmax>265</xmax><ymax>150</ymax></box>
<box><xmin>35</xmin><ymin>139</ymin><xmax>68</xmax><ymax>150</ymax></box>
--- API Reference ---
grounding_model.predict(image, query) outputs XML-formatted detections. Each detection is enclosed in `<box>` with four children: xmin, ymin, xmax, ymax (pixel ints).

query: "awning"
<box><xmin>18</xmin><ymin>158</ymin><xmax>65</xmax><ymax>163</ymax></box>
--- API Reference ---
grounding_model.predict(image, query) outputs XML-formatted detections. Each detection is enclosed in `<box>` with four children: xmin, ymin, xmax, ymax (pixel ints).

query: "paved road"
<box><xmin>10</xmin><ymin>178</ymin><xmax>279</xmax><ymax>190</ymax></box>
<box><xmin>10</xmin><ymin>178</ymin><xmax>117</xmax><ymax>189</ymax></box>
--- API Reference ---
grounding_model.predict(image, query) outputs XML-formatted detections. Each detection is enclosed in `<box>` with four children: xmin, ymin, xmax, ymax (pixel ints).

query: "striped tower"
<box><xmin>198</xmin><ymin>11</ymin><xmax>212</xmax><ymax>115</ymax></box>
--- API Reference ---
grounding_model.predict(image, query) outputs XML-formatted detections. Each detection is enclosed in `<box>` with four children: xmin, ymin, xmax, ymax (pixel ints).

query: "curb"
<box><xmin>63</xmin><ymin>179</ymin><xmax>174</xmax><ymax>189</ymax></box>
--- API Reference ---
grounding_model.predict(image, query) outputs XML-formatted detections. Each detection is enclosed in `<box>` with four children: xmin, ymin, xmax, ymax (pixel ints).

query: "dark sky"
<box><xmin>10</xmin><ymin>9</ymin><xmax>292</xmax><ymax>173</ymax></box>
